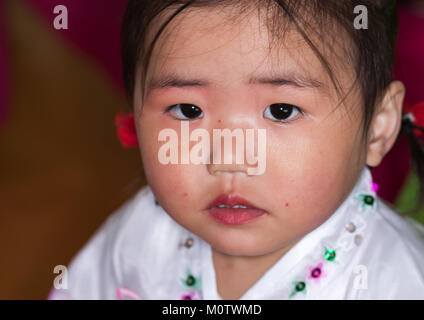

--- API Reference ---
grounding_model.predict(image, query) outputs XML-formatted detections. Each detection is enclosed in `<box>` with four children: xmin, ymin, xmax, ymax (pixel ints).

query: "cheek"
<box><xmin>266</xmin><ymin>121</ymin><xmax>354</xmax><ymax>176</ymax></box>
<box><xmin>137</xmin><ymin>119</ymin><xmax>203</xmax><ymax>217</ymax></box>
<box><xmin>138</xmin><ymin>125</ymin><xmax>182</xmax><ymax>196</ymax></box>
<box><xmin>264</xmin><ymin>121</ymin><xmax>361</xmax><ymax>228</ymax></box>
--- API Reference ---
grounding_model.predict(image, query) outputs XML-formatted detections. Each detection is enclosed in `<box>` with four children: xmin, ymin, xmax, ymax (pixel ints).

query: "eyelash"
<box><xmin>263</xmin><ymin>103</ymin><xmax>304</xmax><ymax>124</ymax></box>
<box><xmin>163</xmin><ymin>103</ymin><xmax>304</xmax><ymax>124</ymax></box>
<box><xmin>164</xmin><ymin>104</ymin><xmax>203</xmax><ymax>121</ymax></box>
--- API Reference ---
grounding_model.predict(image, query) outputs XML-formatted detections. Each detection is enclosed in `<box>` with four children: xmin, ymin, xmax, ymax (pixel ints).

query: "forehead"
<box><xmin>143</xmin><ymin>4</ymin><xmax>355</xmax><ymax>99</ymax></box>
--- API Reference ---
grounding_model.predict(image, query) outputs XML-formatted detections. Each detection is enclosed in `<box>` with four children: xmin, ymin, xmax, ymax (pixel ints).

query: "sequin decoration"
<box><xmin>180</xmin><ymin>290</ymin><xmax>202</xmax><ymax>300</ymax></box>
<box><xmin>308</xmin><ymin>262</ymin><xmax>327</xmax><ymax>283</ymax></box>
<box><xmin>186</xmin><ymin>275</ymin><xmax>195</xmax><ymax>286</ymax></box>
<box><xmin>324</xmin><ymin>249</ymin><xmax>336</xmax><ymax>262</ymax></box>
<box><xmin>289</xmin><ymin>281</ymin><xmax>306</xmax><ymax>298</ymax></box>
<box><xmin>356</xmin><ymin>193</ymin><xmax>375</xmax><ymax>211</ymax></box>
<box><xmin>180</xmin><ymin>269</ymin><xmax>201</xmax><ymax>290</ymax></box>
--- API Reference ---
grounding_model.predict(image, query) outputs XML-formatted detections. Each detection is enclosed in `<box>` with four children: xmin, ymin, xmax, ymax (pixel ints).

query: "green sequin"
<box><xmin>357</xmin><ymin>193</ymin><xmax>376</xmax><ymax>211</ymax></box>
<box><xmin>289</xmin><ymin>281</ymin><xmax>306</xmax><ymax>298</ymax></box>
<box><xmin>364</xmin><ymin>195</ymin><xmax>374</xmax><ymax>205</ymax></box>
<box><xmin>324</xmin><ymin>249</ymin><xmax>336</xmax><ymax>261</ymax></box>
<box><xmin>180</xmin><ymin>269</ymin><xmax>201</xmax><ymax>290</ymax></box>
<box><xmin>295</xmin><ymin>281</ymin><xmax>306</xmax><ymax>292</ymax></box>
<box><xmin>186</xmin><ymin>275</ymin><xmax>195</xmax><ymax>286</ymax></box>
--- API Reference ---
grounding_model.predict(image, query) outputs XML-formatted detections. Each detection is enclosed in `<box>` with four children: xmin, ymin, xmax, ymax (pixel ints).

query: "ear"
<box><xmin>366</xmin><ymin>81</ymin><xmax>405</xmax><ymax>167</ymax></box>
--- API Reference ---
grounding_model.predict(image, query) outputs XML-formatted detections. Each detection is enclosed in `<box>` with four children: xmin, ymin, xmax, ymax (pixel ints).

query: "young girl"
<box><xmin>48</xmin><ymin>0</ymin><xmax>424</xmax><ymax>300</ymax></box>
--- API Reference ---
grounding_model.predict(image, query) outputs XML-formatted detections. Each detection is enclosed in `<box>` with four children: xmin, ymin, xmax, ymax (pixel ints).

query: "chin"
<box><xmin>214</xmin><ymin>245</ymin><xmax>263</xmax><ymax>256</ymax></box>
<box><xmin>209</xmin><ymin>235</ymin><xmax>273</xmax><ymax>257</ymax></box>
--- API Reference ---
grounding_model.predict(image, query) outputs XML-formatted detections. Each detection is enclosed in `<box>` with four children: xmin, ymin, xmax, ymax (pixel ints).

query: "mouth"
<box><xmin>205</xmin><ymin>194</ymin><xmax>267</xmax><ymax>225</ymax></box>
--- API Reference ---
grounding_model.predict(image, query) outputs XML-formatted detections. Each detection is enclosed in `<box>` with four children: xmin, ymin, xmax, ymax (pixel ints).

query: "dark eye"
<box><xmin>263</xmin><ymin>103</ymin><xmax>302</xmax><ymax>122</ymax></box>
<box><xmin>165</xmin><ymin>103</ymin><xmax>203</xmax><ymax>120</ymax></box>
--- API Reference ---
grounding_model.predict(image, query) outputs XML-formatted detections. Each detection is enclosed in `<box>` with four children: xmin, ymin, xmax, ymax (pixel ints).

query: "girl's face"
<box><xmin>134</xmin><ymin>7</ymin><xmax>368</xmax><ymax>256</ymax></box>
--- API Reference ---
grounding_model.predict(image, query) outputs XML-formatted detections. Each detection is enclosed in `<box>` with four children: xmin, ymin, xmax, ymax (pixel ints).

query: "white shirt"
<box><xmin>48</xmin><ymin>166</ymin><xmax>424</xmax><ymax>300</ymax></box>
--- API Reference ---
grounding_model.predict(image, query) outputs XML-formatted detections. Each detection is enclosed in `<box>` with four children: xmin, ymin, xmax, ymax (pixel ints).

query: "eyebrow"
<box><xmin>146</xmin><ymin>71</ymin><xmax>327</xmax><ymax>94</ymax></box>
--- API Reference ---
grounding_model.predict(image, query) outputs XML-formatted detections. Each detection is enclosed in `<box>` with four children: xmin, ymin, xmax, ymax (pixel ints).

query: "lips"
<box><xmin>205</xmin><ymin>194</ymin><xmax>267</xmax><ymax>225</ymax></box>
<box><xmin>206</xmin><ymin>194</ymin><xmax>263</xmax><ymax>210</ymax></box>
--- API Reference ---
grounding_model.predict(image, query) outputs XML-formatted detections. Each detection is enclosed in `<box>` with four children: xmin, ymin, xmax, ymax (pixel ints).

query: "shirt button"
<box><xmin>184</xmin><ymin>237</ymin><xmax>194</xmax><ymax>248</ymax></box>
<box><xmin>354</xmin><ymin>234</ymin><xmax>363</xmax><ymax>246</ymax></box>
<box><xmin>345</xmin><ymin>222</ymin><xmax>356</xmax><ymax>233</ymax></box>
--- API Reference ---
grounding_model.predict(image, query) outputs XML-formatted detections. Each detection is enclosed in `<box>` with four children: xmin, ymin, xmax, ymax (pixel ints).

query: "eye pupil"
<box><xmin>180</xmin><ymin>104</ymin><xmax>202</xmax><ymax>119</ymax></box>
<box><xmin>270</xmin><ymin>103</ymin><xmax>293</xmax><ymax>120</ymax></box>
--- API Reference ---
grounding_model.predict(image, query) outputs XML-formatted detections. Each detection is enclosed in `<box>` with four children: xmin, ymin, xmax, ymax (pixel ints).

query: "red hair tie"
<box><xmin>114</xmin><ymin>111</ymin><xmax>138</xmax><ymax>148</ymax></box>
<box><xmin>402</xmin><ymin>101</ymin><xmax>424</xmax><ymax>140</ymax></box>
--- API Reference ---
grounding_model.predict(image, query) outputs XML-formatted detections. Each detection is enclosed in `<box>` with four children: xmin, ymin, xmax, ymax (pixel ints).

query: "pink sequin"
<box><xmin>308</xmin><ymin>262</ymin><xmax>327</xmax><ymax>283</ymax></box>
<box><xmin>180</xmin><ymin>290</ymin><xmax>202</xmax><ymax>300</ymax></box>
<box><xmin>372</xmin><ymin>182</ymin><xmax>379</xmax><ymax>193</ymax></box>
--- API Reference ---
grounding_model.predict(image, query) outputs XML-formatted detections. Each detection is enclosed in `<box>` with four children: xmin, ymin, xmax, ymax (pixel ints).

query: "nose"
<box><xmin>207</xmin><ymin>162</ymin><xmax>250</xmax><ymax>177</ymax></box>
<box><xmin>203</xmin><ymin>94</ymin><xmax>266</xmax><ymax>176</ymax></box>
<box><xmin>206</xmin><ymin>129</ymin><xmax>253</xmax><ymax>177</ymax></box>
